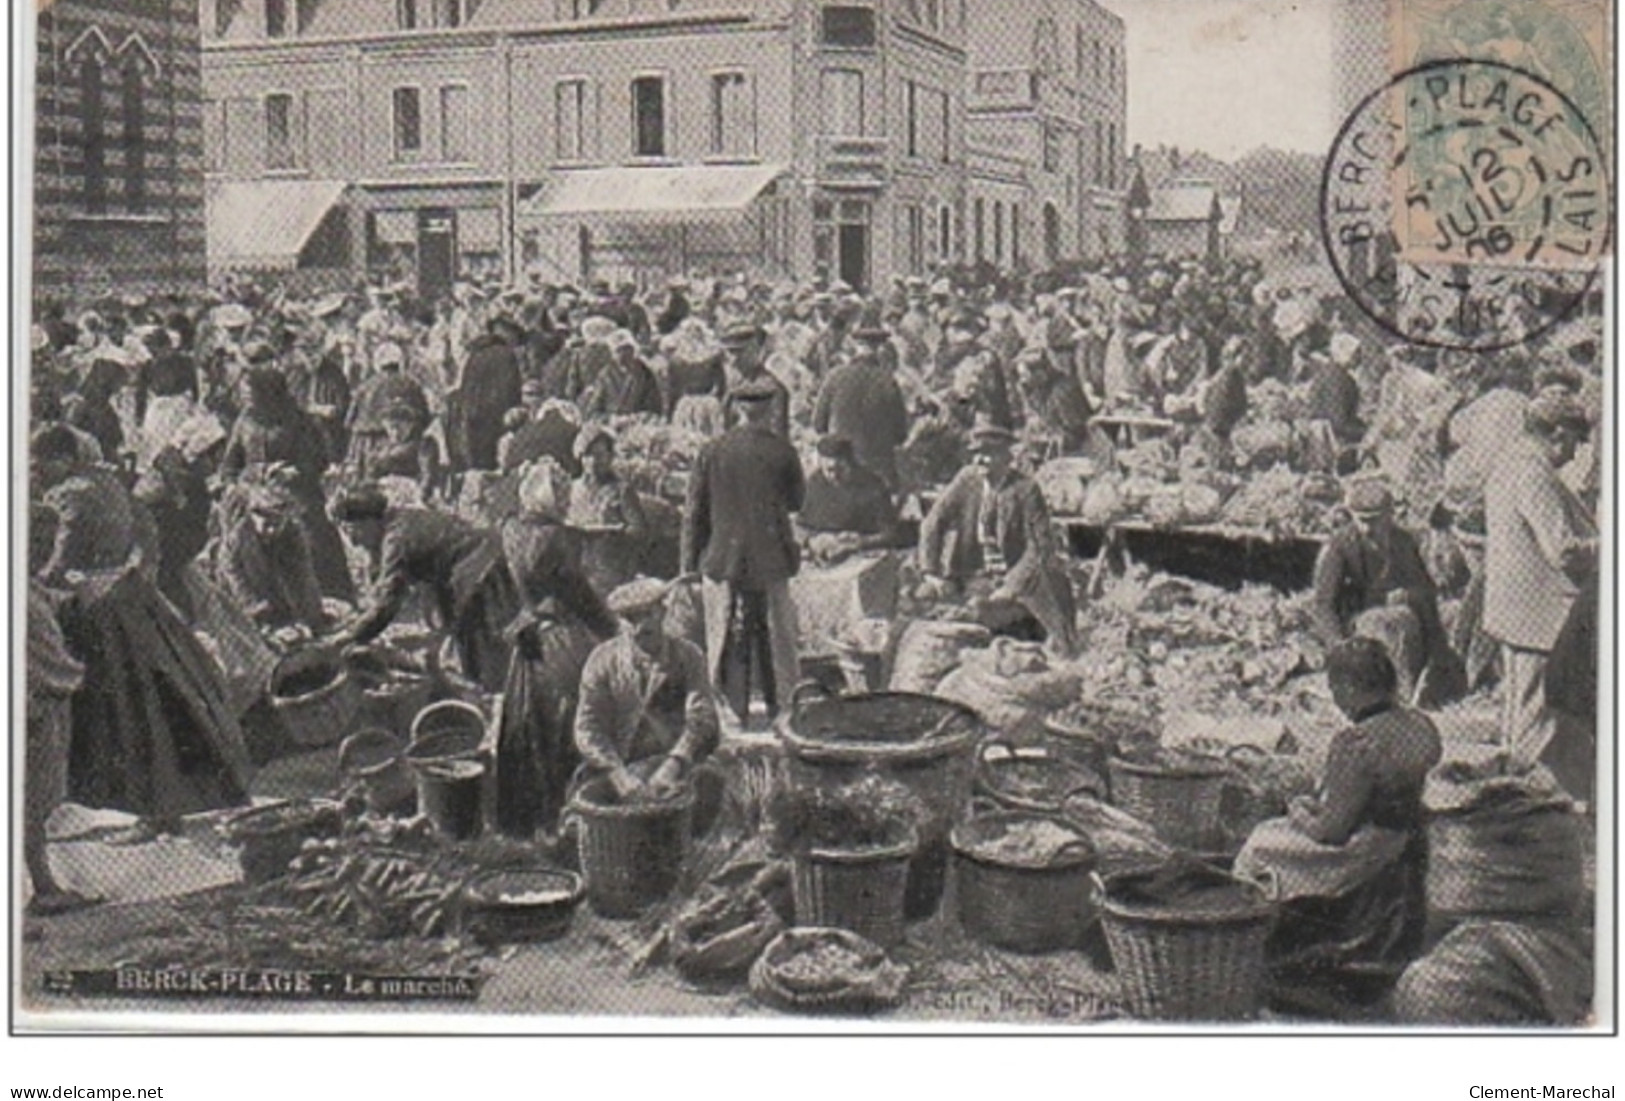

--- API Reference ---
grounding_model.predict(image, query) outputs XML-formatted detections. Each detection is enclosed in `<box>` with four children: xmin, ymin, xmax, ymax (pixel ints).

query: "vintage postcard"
<box><xmin>12</xmin><ymin>0</ymin><xmax>1612</xmax><ymax>1034</ymax></box>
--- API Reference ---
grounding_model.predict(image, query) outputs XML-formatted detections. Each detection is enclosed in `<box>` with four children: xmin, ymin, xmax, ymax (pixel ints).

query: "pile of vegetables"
<box><xmin>767</xmin><ymin>775</ymin><xmax>927</xmax><ymax>856</ymax></box>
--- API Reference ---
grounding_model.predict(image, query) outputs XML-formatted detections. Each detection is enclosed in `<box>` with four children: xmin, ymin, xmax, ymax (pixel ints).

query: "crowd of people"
<box><xmin>25</xmin><ymin>247</ymin><xmax>1600</xmax><ymax>997</ymax></box>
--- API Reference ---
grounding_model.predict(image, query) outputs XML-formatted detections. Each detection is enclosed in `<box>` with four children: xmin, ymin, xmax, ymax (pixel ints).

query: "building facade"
<box><xmin>964</xmin><ymin>0</ymin><xmax>1126</xmax><ymax>268</ymax></box>
<box><xmin>34</xmin><ymin>0</ymin><xmax>209</xmax><ymax>299</ymax></box>
<box><xmin>203</xmin><ymin>0</ymin><xmax>1122</xmax><ymax>293</ymax></box>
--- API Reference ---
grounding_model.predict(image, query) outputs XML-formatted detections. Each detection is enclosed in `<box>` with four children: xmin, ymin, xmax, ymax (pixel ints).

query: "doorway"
<box><xmin>838</xmin><ymin>223</ymin><xmax>868</xmax><ymax>290</ymax></box>
<box><xmin>416</xmin><ymin>208</ymin><xmax>457</xmax><ymax>302</ymax></box>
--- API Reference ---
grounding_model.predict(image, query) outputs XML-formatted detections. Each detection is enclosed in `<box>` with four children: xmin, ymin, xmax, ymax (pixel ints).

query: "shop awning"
<box><xmin>520</xmin><ymin>164</ymin><xmax>787</xmax><ymax>220</ymax></box>
<box><xmin>206</xmin><ymin>179</ymin><xmax>348</xmax><ymax>269</ymax></box>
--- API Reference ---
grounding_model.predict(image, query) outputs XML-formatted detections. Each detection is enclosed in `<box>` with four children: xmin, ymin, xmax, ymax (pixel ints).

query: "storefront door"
<box><xmin>417</xmin><ymin>208</ymin><xmax>457</xmax><ymax>302</ymax></box>
<box><xmin>838</xmin><ymin>223</ymin><xmax>869</xmax><ymax>291</ymax></box>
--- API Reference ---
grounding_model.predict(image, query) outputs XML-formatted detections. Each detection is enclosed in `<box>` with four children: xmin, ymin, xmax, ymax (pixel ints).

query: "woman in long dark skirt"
<box><xmin>34</xmin><ymin>426</ymin><xmax>253</xmax><ymax>841</ymax></box>
<box><xmin>494</xmin><ymin>459</ymin><xmax>618</xmax><ymax>839</ymax></box>
<box><xmin>220</xmin><ymin>368</ymin><xmax>356</xmax><ymax>603</ymax></box>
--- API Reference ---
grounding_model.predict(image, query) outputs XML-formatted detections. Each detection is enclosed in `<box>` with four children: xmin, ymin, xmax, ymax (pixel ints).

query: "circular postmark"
<box><xmin>1320</xmin><ymin>58</ymin><xmax>1609</xmax><ymax>352</ymax></box>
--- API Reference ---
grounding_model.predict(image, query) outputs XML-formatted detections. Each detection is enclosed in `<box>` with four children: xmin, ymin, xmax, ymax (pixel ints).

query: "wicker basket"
<box><xmin>1107</xmin><ymin>755</ymin><xmax>1230</xmax><ymax>852</ymax></box>
<box><xmin>407</xmin><ymin>700</ymin><xmax>488</xmax><ymax>763</ymax></box>
<box><xmin>749</xmin><ymin>927</ymin><xmax>907</xmax><ymax>1015</ymax></box>
<box><xmin>571</xmin><ymin>777</ymin><xmax>694</xmax><ymax>919</ymax></box>
<box><xmin>1043</xmin><ymin>704</ymin><xmax>1160</xmax><ymax>792</ymax></box>
<box><xmin>953</xmin><ymin>813</ymin><xmax>1096</xmax><ymax>953</ymax></box>
<box><xmin>267</xmin><ymin>650</ymin><xmax>361</xmax><ymax>749</ymax></box>
<box><xmin>777</xmin><ymin>690</ymin><xmax>982</xmax><ymax>920</ymax></box>
<box><xmin>791</xmin><ymin>835</ymin><xmax>916</xmax><ymax>949</ymax></box>
<box><xmin>1096</xmin><ymin>871</ymin><xmax>1275</xmax><ymax>1022</ymax></box>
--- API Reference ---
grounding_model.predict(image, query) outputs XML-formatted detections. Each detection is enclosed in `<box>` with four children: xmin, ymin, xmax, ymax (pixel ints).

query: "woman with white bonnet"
<box><xmin>493</xmin><ymin>458</ymin><xmax>619</xmax><ymax>839</ymax></box>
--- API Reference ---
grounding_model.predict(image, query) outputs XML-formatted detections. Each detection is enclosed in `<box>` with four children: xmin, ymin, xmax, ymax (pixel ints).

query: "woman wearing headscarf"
<box><xmin>566</xmin><ymin>424</ymin><xmax>649</xmax><ymax>595</ymax></box>
<box><xmin>326</xmin><ymin>483</ymin><xmax>517</xmax><ymax>694</ymax></box>
<box><xmin>214</xmin><ymin>465</ymin><xmax>330</xmax><ymax>642</ymax></box>
<box><xmin>32</xmin><ymin>425</ymin><xmax>253</xmax><ymax>843</ymax></box>
<box><xmin>493</xmin><ymin>459</ymin><xmax>619</xmax><ymax>839</ymax></box>
<box><xmin>220</xmin><ymin>367</ymin><xmax>356</xmax><ymax>602</ymax></box>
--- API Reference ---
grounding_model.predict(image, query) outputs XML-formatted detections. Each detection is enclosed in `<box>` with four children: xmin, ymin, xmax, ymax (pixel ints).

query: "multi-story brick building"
<box><xmin>203</xmin><ymin>0</ymin><xmax>1124</xmax><ymax>293</ymax></box>
<box><xmin>964</xmin><ymin>0</ymin><xmax>1126</xmax><ymax>267</ymax></box>
<box><xmin>34</xmin><ymin>0</ymin><xmax>209</xmax><ymax>299</ymax></box>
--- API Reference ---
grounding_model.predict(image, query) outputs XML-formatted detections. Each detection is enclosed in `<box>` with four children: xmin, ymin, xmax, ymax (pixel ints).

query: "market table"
<box><xmin>1059</xmin><ymin>518</ymin><xmax>1325</xmax><ymax>592</ymax></box>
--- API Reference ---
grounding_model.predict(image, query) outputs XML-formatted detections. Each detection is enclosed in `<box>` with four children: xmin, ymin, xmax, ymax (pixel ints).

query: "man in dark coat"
<box><xmin>656</xmin><ymin>279</ymin><xmax>692</xmax><ymax>336</ymax></box>
<box><xmin>812</xmin><ymin>318</ymin><xmax>910</xmax><ymax>487</ymax></box>
<box><xmin>1310</xmin><ymin>476</ymin><xmax>1459</xmax><ymax>707</ymax></box>
<box><xmin>1305</xmin><ymin>347</ymin><xmax>1365</xmax><ymax>447</ymax></box>
<box><xmin>681</xmin><ymin>381</ymin><xmax>806</xmax><ymax>722</ymax></box>
<box><xmin>798</xmin><ymin>436</ymin><xmax>904</xmax><ymax>565</ymax></box>
<box><xmin>456</xmin><ymin>317</ymin><xmax>525</xmax><ymax>473</ymax></box>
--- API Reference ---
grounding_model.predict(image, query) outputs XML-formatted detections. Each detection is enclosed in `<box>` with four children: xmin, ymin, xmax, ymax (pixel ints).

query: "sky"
<box><xmin>1107</xmin><ymin>0</ymin><xmax>1340</xmax><ymax>160</ymax></box>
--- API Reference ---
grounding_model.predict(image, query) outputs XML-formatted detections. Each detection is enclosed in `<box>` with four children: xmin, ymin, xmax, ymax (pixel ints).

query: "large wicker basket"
<box><xmin>1096</xmin><ymin>871</ymin><xmax>1275</xmax><ymax>1022</ymax></box>
<box><xmin>1107</xmin><ymin>755</ymin><xmax>1230</xmax><ymax>852</ymax></box>
<box><xmin>571</xmin><ymin>776</ymin><xmax>694</xmax><ymax>919</ymax></box>
<box><xmin>267</xmin><ymin>650</ymin><xmax>361</xmax><ymax>749</ymax></box>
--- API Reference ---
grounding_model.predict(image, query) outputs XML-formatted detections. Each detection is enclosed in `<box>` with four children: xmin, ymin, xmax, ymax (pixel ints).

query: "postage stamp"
<box><xmin>1320</xmin><ymin>57</ymin><xmax>1609</xmax><ymax>349</ymax></box>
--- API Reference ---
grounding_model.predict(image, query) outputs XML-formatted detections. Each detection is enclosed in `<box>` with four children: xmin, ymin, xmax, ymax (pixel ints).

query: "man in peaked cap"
<box><xmin>681</xmin><ymin>377</ymin><xmax>806</xmax><ymax>725</ymax></box>
<box><xmin>1310</xmin><ymin>473</ymin><xmax>1458</xmax><ymax>708</ymax></box>
<box><xmin>720</xmin><ymin>321</ymin><xmax>790</xmax><ymax>438</ymax></box>
<box><xmin>917</xmin><ymin>415</ymin><xmax>1078</xmax><ymax>656</ymax></box>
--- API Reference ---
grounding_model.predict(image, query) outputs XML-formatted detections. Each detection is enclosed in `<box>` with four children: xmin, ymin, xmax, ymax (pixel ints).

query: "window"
<box><xmin>1075</xmin><ymin>28</ymin><xmax>1085</xmax><ymax>80</ymax></box>
<box><xmin>938</xmin><ymin>89</ymin><xmax>951</xmax><ymax>163</ymax></box>
<box><xmin>973</xmin><ymin>197</ymin><xmax>985</xmax><ymax>262</ymax></box>
<box><xmin>821</xmin><ymin>6</ymin><xmax>876</xmax><ymax>47</ymax></box>
<box><xmin>1093</xmin><ymin>38</ymin><xmax>1102</xmax><ymax>80</ymax></box>
<box><xmin>265</xmin><ymin>92</ymin><xmax>295</xmax><ymax>169</ymax></box>
<box><xmin>1043</xmin><ymin>123</ymin><xmax>1059</xmax><ymax>173</ymax></box>
<box><xmin>821</xmin><ymin>68</ymin><xmax>864</xmax><ymax>135</ymax></box>
<box><xmin>393</xmin><ymin>87</ymin><xmax>422</xmax><ymax>157</ymax></box>
<box><xmin>939</xmin><ymin>204</ymin><xmax>952</xmax><ymax>260</ymax></box>
<box><xmin>632</xmin><ymin>76</ymin><xmax>666</xmax><ymax>157</ymax></box>
<box><xmin>904</xmin><ymin>79</ymin><xmax>919</xmax><ymax>157</ymax></box>
<box><xmin>1108</xmin><ymin>45</ymin><xmax>1117</xmax><ymax>88</ymax></box>
<box><xmin>436</xmin><ymin>0</ymin><xmax>468</xmax><ymax>26</ymax></box>
<box><xmin>440</xmin><ymin>85</ymin><xmax>469</xmax><ymax>161</ymax></box>
<box><xmin>566</xmin><ymin>0</ymin><xmax>603</xmax><ymax>18</ymax></box>
<box><xmin>993</xmin><ymin>200</ymin><xmax>1004</xmax><ymax>264</ymax></box>
<box><xmin>397</xmin><ymin>0</ymin><xmax>419</xmax><ymax>28</ymax></box>
<box><xmin>81</xmin><ymin>58</ymin><xmax>107</xmax><ymax>213</ymax></box>
<box><xmin>555</xmin><ymin>79</ymin><xmax>589</xmax><ymax>159</ymax></box>
<box><xmin>1093</xmin><ymin>120</ymin><xmax>1103</xmax><ymax>185</ymax></box>
<box><xmin>1010</xmin><ymin>203</ymin><xmax>1021</xmax><ymax>266</ymax></box>
<box><xmin>907</xmin><ymin>205</ymin><xmax>925</xmax><ymax>271</ymax></box>
<box><xmin>1107</xmin><ymin>122</ymin><xmax>1117</xmax><ymax>189</ymax></box>
<box><xmin>710</xmin><ymin>72</ymin><xmax>754</xmax><ymax>157</ymax></box>
<box><xmin>266</xmin><ymin>0</ymin><xmax>288</xmax><ymax>37</ymax></box>
<box><xmin>122</xmin><ymin>62</ymin><xmax>147</xmax><ymax>212</ymax></box>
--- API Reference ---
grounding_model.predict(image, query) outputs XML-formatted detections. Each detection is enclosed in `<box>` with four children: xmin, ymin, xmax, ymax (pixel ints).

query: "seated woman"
<box><xmin>573</xmin><ymin>578</ymin><xmax>721</xmax><ymax>819</ymax></box>
<box><xmin>796</xmin><ymin>434</ymin><xmax>907</xmax><ymax>566</ymax></box>
<box><xmin>1235</xmin><ymin>638</ymin><xmax>1442</xmax><ymax>1011</ymax></box>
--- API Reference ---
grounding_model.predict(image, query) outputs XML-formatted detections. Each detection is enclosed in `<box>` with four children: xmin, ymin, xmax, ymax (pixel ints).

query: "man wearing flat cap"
<box><xmin>682</xmin><ymin>379</ymin><xmax>806</xmax><ymax>723</ymax></box>
<box><xmin>1310</xmin><ymin>474</ymin><xmax>1458</xmax><ymax>708</ymax></box>
<box><xmin>720</xmin><ymin>322</ymin><xmax>791</xmax><ymax>438</ymax></box>
<box><xmin>1484</xmin><ymin>391</ymin><xmax>1598</xmax><ymax>795</ymax></box>
<box><xmin>936</xmin><ymin>308</ymin><xmax>1015</xmax><ymax>431</ymax></box>
<box><xmin>573</xmin><ymin>577</ymin><xmax>721</xmax><ymax>804</ymax></box>
<box><xmin>812</xmin><ymin>319</ymin><xmax>910</xmax><ymax>489</ymax></box>
<box><xmin>918</xmin><ymin>418</ymin><xmax>1078</xmax><ymax>656</ymax></box>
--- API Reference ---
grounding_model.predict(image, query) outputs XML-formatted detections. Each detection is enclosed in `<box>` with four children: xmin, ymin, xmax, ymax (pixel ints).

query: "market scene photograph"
<box><xmin>15</xmin><ymin>0</ymin><xmax>1610</xmax><ymax>1029</ymax></box>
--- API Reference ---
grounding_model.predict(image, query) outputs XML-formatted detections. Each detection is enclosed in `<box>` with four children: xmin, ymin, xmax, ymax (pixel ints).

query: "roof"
<box><xmin>206</xmin><ymin>178</ymin><xmax>347</xmax><ymax>269</ymax></box>
<box><xmin>519</xmin><ymin>163</ymin><xmax>787</xmax><ymax>220</ymax></box>
<box><xmin>1145</xmin><ymin>180</ymin><xmax>1221</xmax><ymax>224</ymax></box>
